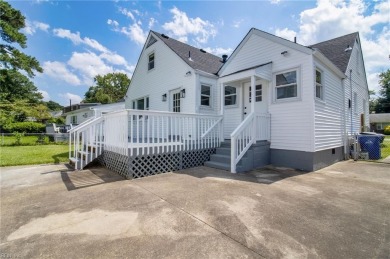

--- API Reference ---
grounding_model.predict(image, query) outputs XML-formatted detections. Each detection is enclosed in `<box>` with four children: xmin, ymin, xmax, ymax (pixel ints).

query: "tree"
<box><xmin>375</xmin><ymin>69</ymin><xmax>390</xmax><ymax>113</ymax></box>
<box><xmin>45</xmin><ymin>100</ymin><xmax>63</xmax><ymax>111</ymax></box>
<box><xmin>84</xmin><ymin>72</ymin><xmax>130</xmax><ymax>104</ymax></box>
<box><xmin>0</xmin><ymin>1</ymin><xmax>43</xmax><ymax>103</ymax></box>
<box><xmin>369</xmin><ymin>89</ymin><xmax>377</xmax><ymax>113</ymax></box>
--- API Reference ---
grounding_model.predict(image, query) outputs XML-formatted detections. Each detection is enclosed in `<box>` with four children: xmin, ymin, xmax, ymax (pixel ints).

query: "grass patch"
<box><xmin>0</xmin><ymin>135</ymin><xmax>61</xmax><ymax>146</ymax></box>
<box><xmin>381</xmin><ymin>136</ymin><xmax>390</xmax><ymax>160</ymax></box>
<box><xmin>0</xmin><ymin>145</ymin><xmax>69</xmax><ymax>167</ymax></box>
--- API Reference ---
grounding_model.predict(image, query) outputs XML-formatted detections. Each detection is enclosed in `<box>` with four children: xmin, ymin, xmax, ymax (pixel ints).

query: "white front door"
<box><xmin>243</xmin><ymin>82</ymin><xmax>264</xmax><ymax>118</ymax></box>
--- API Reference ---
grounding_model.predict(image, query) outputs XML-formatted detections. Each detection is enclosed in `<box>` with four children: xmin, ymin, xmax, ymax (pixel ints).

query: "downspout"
<box><xmin>349</xmin><ymin>69</ymin><xmax>353</xmax><ymax>134</ymax></box>
<box><xmin>342</xmin><ymin>78</ymin><xmax>348</xmax><ymax>159</ymax></box>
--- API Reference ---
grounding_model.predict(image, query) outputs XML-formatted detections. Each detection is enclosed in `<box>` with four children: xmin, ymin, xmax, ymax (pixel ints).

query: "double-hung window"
<box><xmin>132</xmin><ymin>96</ymin><xmax>150</xmax><ymax>110</ymax></box>
<box><xmin>275</xmin><ymin>70</ymin><xmax>298</xmax><ymax>100</ymax></box>
<box><xmin>70</xmin><ymin>115</ymin><xmax>77</xmax><ymax>124</ymax></box>
<box><xmin>224</xmin><ymin>86</ymin><xmax>237</xmax><ymax>106</ymax></box>
<box><xmin>250</xmin><ymin>85</ymin><xmax>262</xmax><ymax>102</ymax></box>
<box><xmin>148</xmin><ymin>53</ymin><xmax>155</xmax><ymax>71</ymax></box>
<box><xmin>201</xmin><ymin>84</ymin><xmax>211</xmax><ymax>106</ymax></box>
<box><xmin>315</xmin><ymin>69</ymin><xmax>324</xmax><ymax>100</ymax></box>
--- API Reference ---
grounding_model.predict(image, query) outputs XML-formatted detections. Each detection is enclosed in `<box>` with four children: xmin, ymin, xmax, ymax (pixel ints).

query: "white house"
<box><xmin>370</xmin><ymin>113</ymin><xmax>390</xmax><ymax>133</ymax></box>
<box><xmin>69</xmin><ymin>28</ymin><xmax>369</xmax><ymax>177</ymax></box>
<box><xmin>64</xmin><ymin>101</ymin><xmax>125</xmax><ymax>125</ymax></box>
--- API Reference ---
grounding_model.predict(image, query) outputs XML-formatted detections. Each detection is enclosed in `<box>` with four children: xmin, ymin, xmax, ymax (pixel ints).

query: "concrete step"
<box><xmin>216</xmin><ymin>147</ymin><xmax>231</xmax><ymax>155</ymax></box>
<box><xmin>209</xmin><ymin>154</ymin><xmax>230</xmax><ymax>164</ymax></box>
<box><xmin>220</xmin><ymin>141</ymin><xmax>231</xmax><ymax>148</ymax></box>
<box><xmin>204</xmin><ymin>161</ymin><xmax>230</xmax><ymax>171</ymax></box>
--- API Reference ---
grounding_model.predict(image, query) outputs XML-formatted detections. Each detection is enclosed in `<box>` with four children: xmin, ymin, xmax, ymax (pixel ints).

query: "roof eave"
<box><xmin>313</xmin><ymin>49</ymin><xmax>346</xmax><ymax>79</ymax></box>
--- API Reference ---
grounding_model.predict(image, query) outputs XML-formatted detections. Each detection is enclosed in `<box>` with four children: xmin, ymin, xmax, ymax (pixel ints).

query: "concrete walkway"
<box><xmin>0</xmin><ymin>161</ymin><xmax>389</xmax><ymax>258</ymax></box>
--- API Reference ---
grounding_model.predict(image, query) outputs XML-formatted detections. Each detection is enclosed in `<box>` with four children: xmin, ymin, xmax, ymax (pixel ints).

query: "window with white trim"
<box><xmin>200</xmin><ymin>84</ymin><xmax>211</xmax><ymax>106</ymax></box>
<box><xmin>148</xmin><ymin>53</ymin><xmax>155</xmax><ymax>71</ymax></box>
<box><xmin>70</xmin><ymin>115</ymin><xmax>77</xmax><ymax>124</ymax></box>
<box><xmin>275</xmin><ymin>70</ymin><xmax>298</xmax><ymax>100</ymax></box>
<box><xmin>249</xmin><ymin>85</ymin><xmax>262</xmax><ymax>102</ymax></box>
<box><xmin>315</xmin><ymin>69</ymin><xmax>324</xmax><ymax>100</ymax></box>
<box><xmin>224</xmin><ymin>86</ymin><xmax>237</xmax><ymax>106</ymax></box>
<box><xmin>132</xmin><ymin>96</ymin><xmax>149</xmax><ymax>110</ymax></box>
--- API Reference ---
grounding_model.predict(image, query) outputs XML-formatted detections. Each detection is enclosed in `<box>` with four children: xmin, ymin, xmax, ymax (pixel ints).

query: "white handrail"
<box><xmin>68</xmin><ymin>116</ymin><xmax>101</xmax><ymax>133</ymax></box>
<box><xmin>69</xmin><ymin>116</ymin><xmax>105</xmax><ymax>170</ymax></box>
<box><xmin>201</xmin><ymin>117</ymin><xmax>223</xmax><ymax>139</ymax></box>
<box><xmin>230</xmin><ymin>113</ymin><xmax>256</xmax><ymax>173</ymax></box>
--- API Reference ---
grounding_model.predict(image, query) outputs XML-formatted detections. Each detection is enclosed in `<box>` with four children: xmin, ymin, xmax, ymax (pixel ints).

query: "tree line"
<box><xmin>0</xmin><ymin>1</ymin><xmax>130</xmax><ymax>132</ymax></box>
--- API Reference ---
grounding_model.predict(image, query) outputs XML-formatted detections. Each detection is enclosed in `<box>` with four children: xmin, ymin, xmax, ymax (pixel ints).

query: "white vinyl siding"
<box><xmin>314</xmin><ymin>59</ymin><xmax>344</xmax><ymax>151</ymax></box>
<box><xmin>125</xmin><ymin>34</ymin><xmax>196</xmax><ymax>114</ymax></box>
<box><xmin>344</xmin><ymin>40</ymin><xmax>369</xmax><ymax>134</ymax></box>
<box><xmin>219</xmin><ymin>33</ymin><xmax>314</xmax><ymax>151</ymax></box>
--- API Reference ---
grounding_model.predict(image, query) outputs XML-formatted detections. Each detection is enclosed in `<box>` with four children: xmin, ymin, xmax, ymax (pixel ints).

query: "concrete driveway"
<box><xmin>0</xmin><ymin>161</ymin><xmax>389</xmax><ymax>258</ymax></box>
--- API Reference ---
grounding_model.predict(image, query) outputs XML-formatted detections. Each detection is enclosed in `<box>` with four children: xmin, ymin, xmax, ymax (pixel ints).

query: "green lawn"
<box><xmin>0</xmin><ymin>145</ymin><xmax>69</xmax><ymax>167</ymax></box>
<box><xmin>1</xmin><ymin>135</ymin><xmax>54</xmax><ymax>146</ymax></box>
<box><xmin>381</xmin><ymin>136</ymin><xmax>390</xmax><ymax>160</ymax></box>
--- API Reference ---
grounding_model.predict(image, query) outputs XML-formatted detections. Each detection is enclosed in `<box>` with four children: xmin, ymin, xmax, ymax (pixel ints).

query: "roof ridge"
<box><xmin>151</xmin><ymin>31</ymin><xmax>221</xmax><ymax>59</ymax></box>
<box><xmin>310</xmin><ymin>32</ymin><xmax>358</xmax><ymax>47</ymax></box>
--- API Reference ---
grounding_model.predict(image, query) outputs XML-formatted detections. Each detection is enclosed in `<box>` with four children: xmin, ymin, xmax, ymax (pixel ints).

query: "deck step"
<box><xmin>209</xmin><ymin>153</ymin><xmax>230</xmax><ymax>164</ymax></box>
<box><xmin>215</xmin><ymin>147</ymin><xmax>231</xmax><ymax>156</ymax></box>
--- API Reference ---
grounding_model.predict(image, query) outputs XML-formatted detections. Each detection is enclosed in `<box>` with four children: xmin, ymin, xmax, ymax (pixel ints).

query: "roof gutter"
<box><xmin>312</xmin><ymin>49</ymin><xmax>346</xmax><ymax>79</ymax></box>
<box><xmin>194</xmin><ymin>69</ymin><xmax>219</xmax><ymax>78</ymax></box>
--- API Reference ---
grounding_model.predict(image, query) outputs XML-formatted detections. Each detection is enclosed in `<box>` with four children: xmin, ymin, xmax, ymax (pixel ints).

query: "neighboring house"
<box><xmin>69</xmin><ymin>28</ymin><xmax>369</xmax><ymax>176</ymax></box>
<box><xmin>370</xmin><ymin>113</ymin><xmax>390</xmax><ymax>133</ymax></box>
<box><xmin>63</xmin><ymin>102</ymin><xmax>125</xmax><ymax>125</ymax></box>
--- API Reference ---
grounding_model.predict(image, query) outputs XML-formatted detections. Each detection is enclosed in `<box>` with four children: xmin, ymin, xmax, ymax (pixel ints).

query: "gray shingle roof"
<box><xmin>370</xmin><ymin>113</ymin><xmax>390</xmax><ymax>123</ymax></box>
<box><xmin>310</xmin><ymin>32</ymin><xmax>358</xmax><ymax>73</ymax></box>
<box><xmin>152</xmin><ymin>31</ymin><xmax>224</xmax><ymax>75</ymax></box>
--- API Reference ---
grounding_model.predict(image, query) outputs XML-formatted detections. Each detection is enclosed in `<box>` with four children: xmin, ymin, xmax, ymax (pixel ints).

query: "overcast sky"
<box><xmin>10</xmin><ymin>0</ymin><xmax>390</xmax><ymax>105</ymax></box>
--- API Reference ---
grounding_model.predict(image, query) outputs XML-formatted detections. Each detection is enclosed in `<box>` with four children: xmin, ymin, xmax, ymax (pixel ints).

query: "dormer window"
<box><xmin>148</xmin><ymin>53</ymin><xmax>155</xmax><ymax>71</ymax></box>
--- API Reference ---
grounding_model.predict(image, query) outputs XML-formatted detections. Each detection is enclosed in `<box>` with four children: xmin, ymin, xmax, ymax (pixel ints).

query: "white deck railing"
<box><xmin>104</xmin><ymin>110</ymin><xmax>128</xmax><ymax>156</ymax></box>
<box><xmin>69</xmin><ymin>109</ymin><xmax>224</xmax><ymax>170</ymax></box>
<box><xmin>230</xmin><ymin>113</ymin><xmax>270</xmax><ymax>173</ymax></box>
<box><xmin>126</xmin><ymin>109</ymin><xmax>223</xmax><ymax>156</ymax></box>
<box><xmin>256</xmin><ymin>113</ymin><xmax>271</xmax><ymax>141</ymax></box>
<box><xmin>69</xmin><ymin>116</ymin><xmax>104</xmax><ymax>170</ymax></box>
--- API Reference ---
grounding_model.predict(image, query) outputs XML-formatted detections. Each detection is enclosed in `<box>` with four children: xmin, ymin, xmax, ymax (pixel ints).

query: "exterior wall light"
<box><xmin>180</xmin><ymin>89</ymin><xmax>186</xmax><ymax>98</ymax></box>
<box><xmin>162</xmin><ymin>93</ymin><xmax>167</xmax><ymax>102</ymax></box>
<box><xmin>281</xmin><ymin>51</ymin><xmax>288</xmax><ymax>56</ymax></box>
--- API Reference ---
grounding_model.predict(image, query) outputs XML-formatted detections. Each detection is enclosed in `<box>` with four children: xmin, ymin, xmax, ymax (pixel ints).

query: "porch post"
<box><xmin>250</xmin><ymin>75</ymin><xmax>255</xmax><ymax>113</ymax></box>
<box><xmin>220</xmin><ymin>82</ymin><xmax>224</xmax><ymax>141</ymax></box>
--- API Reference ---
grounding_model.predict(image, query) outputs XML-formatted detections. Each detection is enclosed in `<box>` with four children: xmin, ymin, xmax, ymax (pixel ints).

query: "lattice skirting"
<box><xmin>100</xmin><ymin>148</ymin><xmax>216</xmax><ymax>179</ymax></box>
<box><xmin>100</xmin><ymin>151</ymin><xmax>131</xmax><ymax>179</ymax></box>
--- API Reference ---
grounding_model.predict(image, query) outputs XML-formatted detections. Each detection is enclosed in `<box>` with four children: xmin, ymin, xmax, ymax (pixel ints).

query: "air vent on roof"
<box><xmin>200</xmin><ymin>49</ymin><xmax>207</xmax><ymax>53</ymax></box>
<box><xmin>161</xmin><ymin>34</ymin><xmax>169</xmax><ymax>39</ymax></box>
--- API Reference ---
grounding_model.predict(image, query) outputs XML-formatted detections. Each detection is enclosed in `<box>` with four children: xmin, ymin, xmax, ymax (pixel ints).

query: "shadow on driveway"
<box><xmin>175</xmin><ymin>165</ymin><xmax>309</xmax><ymax>185</ymax></box>
<box><xmin>60</xmin><ymin>166</ymin><xmax>125</xmax><ymax>191</ymax></box>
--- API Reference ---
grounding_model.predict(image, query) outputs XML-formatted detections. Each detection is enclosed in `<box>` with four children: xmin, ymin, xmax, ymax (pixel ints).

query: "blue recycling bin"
<box><xmin>359</xmin><ymin>135</ymin><xmax>381</xmax><ymax>160</ymax></box>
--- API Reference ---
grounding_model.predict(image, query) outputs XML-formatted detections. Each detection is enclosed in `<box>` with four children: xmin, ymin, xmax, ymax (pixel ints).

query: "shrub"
<box><xmin>3</xmin><ymin>122</ymin><xmax>46</xmax><ymax>133</ymax></box>
<box><xmin>384</xmin><ymin>125</ymin><xmax>390</xmax><ymax>135</ymax></box>
<box><xmin>12</xmin><ymin>132</ymin><xmax>25</xmax><ymax>145</ymax></box>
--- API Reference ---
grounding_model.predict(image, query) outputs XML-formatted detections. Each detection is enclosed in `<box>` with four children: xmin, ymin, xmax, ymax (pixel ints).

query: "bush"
<box><xmin>3</xmin><ymin>122</ymin><xmax>46</xmax><ymax>133</ymax></box>
<box><xmin>384</xmin><ymin>125</ymin><xmax>390</xmax><ymax>135</ymax></box>
<box><xmin>12</xmin><ymin>132</ymin><xmax>25</xmax><ymax>145</ymax></box>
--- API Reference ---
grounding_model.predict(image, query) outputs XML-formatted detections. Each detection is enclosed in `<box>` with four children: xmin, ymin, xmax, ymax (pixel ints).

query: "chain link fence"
<box><xmin>1</xmin><ymin>133</ymin><xmax>69</xmax><ymax>146</ymax></box>
<box><xmin>349</xmin><ymin>133</ymin><xmax>390</xmax><ymax>163</ymax></box>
